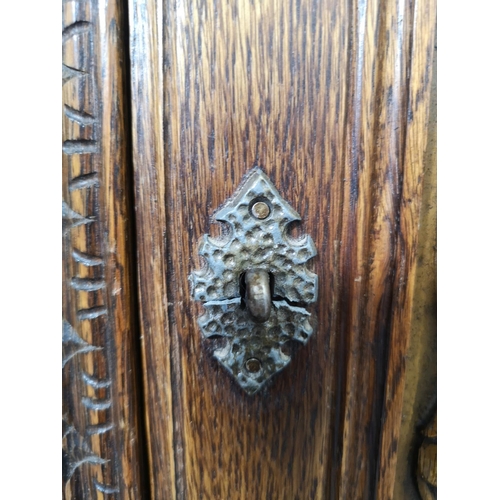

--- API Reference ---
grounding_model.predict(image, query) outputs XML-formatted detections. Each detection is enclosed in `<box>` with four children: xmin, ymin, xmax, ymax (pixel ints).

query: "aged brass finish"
<box><xmin>189</xmin><ymin>168</ymin><xmax>318</xmax><ymax>394</ymax></box>
<box><xmin>251</xmin><ymin>201</ymin><xmax>271</xmax><ymax>220</ymax></box>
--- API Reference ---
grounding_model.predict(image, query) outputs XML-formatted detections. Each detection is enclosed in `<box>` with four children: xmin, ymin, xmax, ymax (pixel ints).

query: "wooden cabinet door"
<box><xmin>62</xmin><ymin>0</ymin><xmax>436</xmax><ymax>498</ymax></box>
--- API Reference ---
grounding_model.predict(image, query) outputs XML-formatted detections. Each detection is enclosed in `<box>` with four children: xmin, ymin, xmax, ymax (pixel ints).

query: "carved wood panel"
<box><xmin>62</xmin><ymin>0</ymin><xmax>145</xmax><ymax>498</ymax></box>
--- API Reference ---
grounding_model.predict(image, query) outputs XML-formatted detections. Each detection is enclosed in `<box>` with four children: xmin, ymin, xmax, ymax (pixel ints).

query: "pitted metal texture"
<box><xmin>190</xmin><ymin>169</ymin><xmax>317</xmax><ymax>304</ymax></box>
<box><xmin>189</xmin><ymin>168</ymin><xmax>318</xmax><ymax>394</ymax></box>
<box><xmin>198</xmin><ymin>298</ymin><xmax>313</xmax><ymax>394</ymax></box>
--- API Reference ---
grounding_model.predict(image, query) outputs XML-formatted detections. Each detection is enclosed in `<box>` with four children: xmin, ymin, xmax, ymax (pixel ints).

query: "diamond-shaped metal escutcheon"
<box><xmin>189</xmin><ymin>168</ymin><xmax>318</xmax><ymax>395</ymax></box>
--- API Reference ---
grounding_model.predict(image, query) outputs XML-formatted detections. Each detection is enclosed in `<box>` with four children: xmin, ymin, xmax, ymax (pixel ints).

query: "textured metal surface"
<box><xmin>199</xmin><ymin>299</ymin><xmax>313</xmax><ymax>394</ymax></box>
<box><xmin>190</xmin><ymin>168</ymin><xmax>318</xmax><ymax>394</ymax></box>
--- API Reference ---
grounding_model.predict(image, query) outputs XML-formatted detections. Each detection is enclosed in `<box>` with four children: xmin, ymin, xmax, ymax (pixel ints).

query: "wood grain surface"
<box><xmin>62</xmin><ymin>0</ymin><xmax>146</xmax><ymax>497</ymax></box>
<box><xmin>394</xmin><ymin>41</ymin><xmax>436</xmax><ymax>500</ymax></box>
<box><xmin>128</xmin><ymin>0</ymin><xmax>437</xmax><ymax>498</ymax></box>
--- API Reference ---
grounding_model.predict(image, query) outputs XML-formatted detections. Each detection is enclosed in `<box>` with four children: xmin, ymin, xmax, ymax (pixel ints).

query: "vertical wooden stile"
<box><xmin>62</xmin><ymin>0</ymin><xmax>146</xmax><ymax>497</ymax></box>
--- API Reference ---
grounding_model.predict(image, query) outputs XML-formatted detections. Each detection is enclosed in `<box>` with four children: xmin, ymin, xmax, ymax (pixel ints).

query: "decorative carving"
<box><xmin>417</xmin><ymin>412</ymin><xmax>437</xmax><ymax>500</ymax></box>
<box><xmin>62</xmin><ymin>2</ymin><xmax>118</xmax><ymax>496</ymax></box>
<box><xmin>62</xmin><ymin>63</ymin><xmax>86</xmax><ymax>85</ymax></box>
<box><xmin>62</xmin><ymin>201</ymin><xmax>94</xmax><ymax>234</ymax></box>
<box><xmin>62</xmin><ymin>419</ymin><xmax>107</xmax><ymax>483</ymax></box>
<box><xmin>190</xmin><ymin>168</ymin><xmax>317</xmax><ymax>394</ymax></box>
<box><xmin>62</xmin><ymin>320</ymin><xmax>100</xmax><ymax>369</ymax></box>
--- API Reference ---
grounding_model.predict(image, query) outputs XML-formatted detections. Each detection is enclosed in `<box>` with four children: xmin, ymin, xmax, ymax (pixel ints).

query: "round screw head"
<box><xmin>251</xmin><ymin>201</ymin><xmax>270</xmax><ymax>219</ymax></box>
<box><xmin>245</xmin><ymin>358</ymin><xmax>262</xmax><ymax>373</ymax></box>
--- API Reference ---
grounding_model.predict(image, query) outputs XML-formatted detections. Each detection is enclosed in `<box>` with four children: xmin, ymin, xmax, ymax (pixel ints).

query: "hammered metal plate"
<box><xmin>189</xmin><ymin>168</ymin><xmax>318</xmax><ymax>394</ymax></box>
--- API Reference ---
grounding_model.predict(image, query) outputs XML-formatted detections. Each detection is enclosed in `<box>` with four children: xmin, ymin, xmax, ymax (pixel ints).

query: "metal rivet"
<box><xmin>251</xmin><ymin>201</ymin><xmax>270</xmax><ymax>219</ymax></box>
<box><xmin>245</xmin><ymin>358</ymin><xmax>262</xmax><ymax>373</ymax></box>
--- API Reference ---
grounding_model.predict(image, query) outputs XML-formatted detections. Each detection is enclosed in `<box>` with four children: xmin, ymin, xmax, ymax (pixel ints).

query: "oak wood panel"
<box><xmin>375</xmin><ymin>1</ymin><xmax>437</xmax><ymax>496</ymax></box>
<box><xmin>62</xmin><ymin>0</ymin><xmax>146</xmax><ymax>497</ymax></box>
<box><xmin>129</xmin><ymin>0</ymin><xmax>436</xmax><ymax>498</ymax></box>
<box><xmin>394</xmin><ymin>41</ymin><xmax>436</xmax><ymax>500</ymax></box>
<box><xmin>128</xmin><ymin>0</ymin><xmax>180</xmax><ymax>497</ymax></box>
